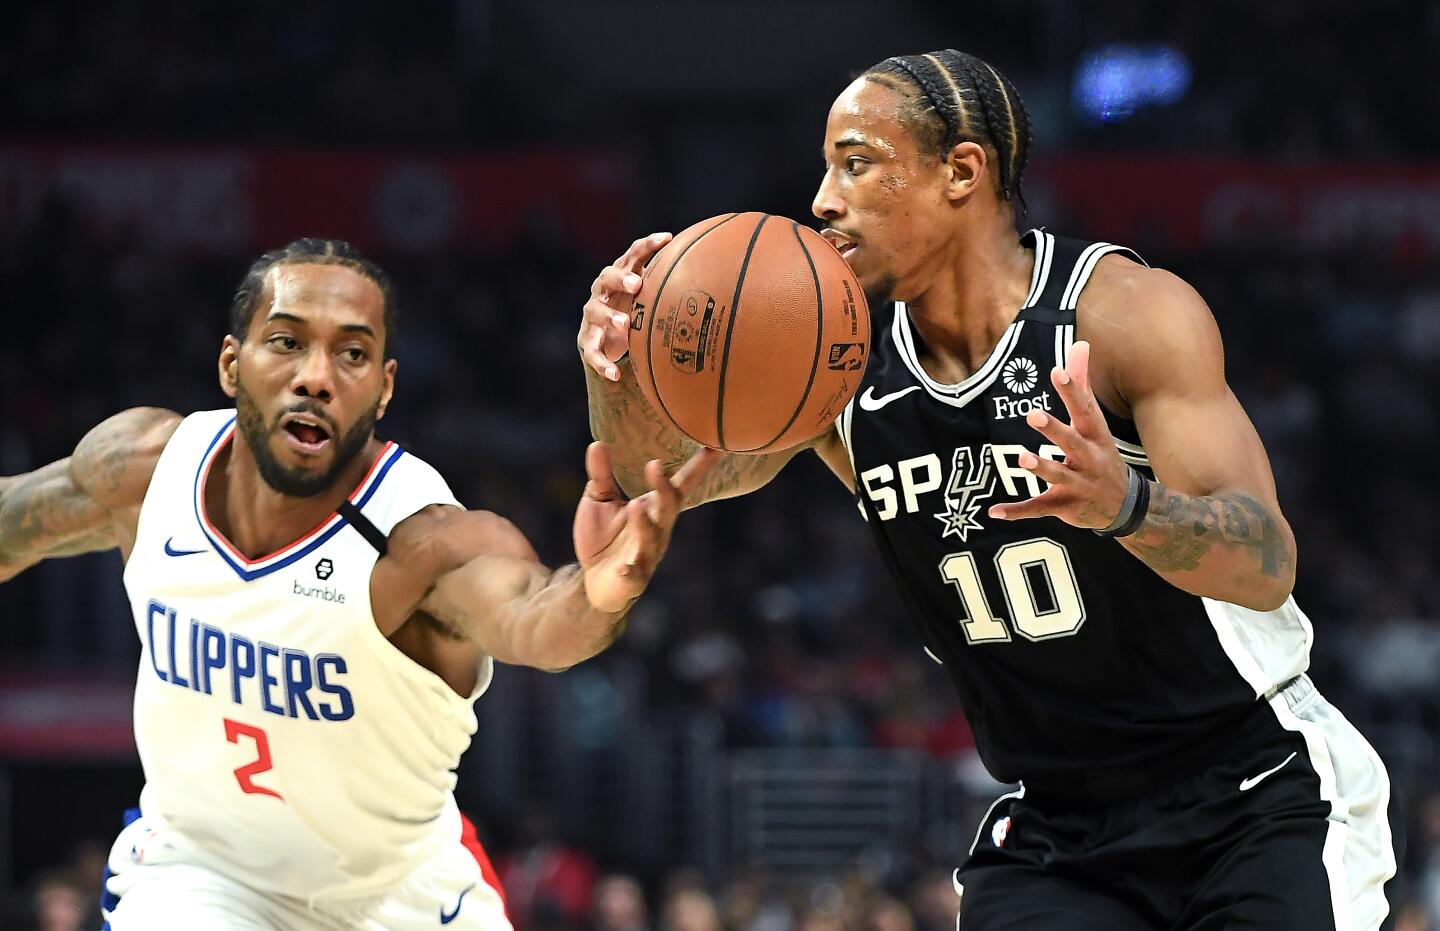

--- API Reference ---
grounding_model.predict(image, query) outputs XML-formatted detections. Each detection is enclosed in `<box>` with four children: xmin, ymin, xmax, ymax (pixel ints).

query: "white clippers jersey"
<box><xmin>121</xmin><ymin>409</ymin><xmax>492</xmax><ymax>903</ymax></box>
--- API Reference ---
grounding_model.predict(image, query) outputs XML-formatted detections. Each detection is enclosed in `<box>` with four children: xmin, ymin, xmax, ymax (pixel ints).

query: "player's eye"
<box><xmin>268</xmin><ymin>334</ymin><xmax>299</xmax><ymax>351</ymax></box>
<box><xmin>341</xmin><ymin>347</ymin><xmax>367</xmax><ymax>364</ymax></box>
<box><xmin>845</xmin><ymin>156</ymin><xmax>869</xmax><ymax>176</ymax></box>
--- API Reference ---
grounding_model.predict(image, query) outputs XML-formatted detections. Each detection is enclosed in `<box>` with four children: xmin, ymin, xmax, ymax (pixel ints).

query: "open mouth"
<box><xmin>819</xmin><ymin>228</ymin><xmax>859</xmax><ymax>259</ymax></box>
<box><xmin>280</xmin><ymin>412</ymin><xmax>334</xmax><ymax>454</ymax></box>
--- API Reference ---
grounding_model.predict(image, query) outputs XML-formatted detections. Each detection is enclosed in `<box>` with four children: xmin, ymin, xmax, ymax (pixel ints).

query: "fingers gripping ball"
<box><xmin>627</xmin><ymin>212</ymin><xmax>870</xmax><ymax>454</ymax></box>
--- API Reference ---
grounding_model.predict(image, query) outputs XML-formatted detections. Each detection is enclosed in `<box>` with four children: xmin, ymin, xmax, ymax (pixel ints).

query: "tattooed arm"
<box><xmin>580</xmin><ymin>234</ymin><xmax>853</xmax><ymax>508</ymax></box>
<box><xmin>0</xmin><ymin>408</ymin><xmax>181</xmax><ymax>582</ymax></box>
<box><xmin>992</xmin><ymin>258</ymin><xmax>1296</xmax><ymax>611</ymax></box>
<box><xmin>1121</xmin><ymin>485</ymin><xmax>1292</xmax><ymax>587</ymax></box>
<box><xmin>1088</xmin><ymin>261</ymin><xmax>1296</xmax><ymax>610</ymax></box>
<box><xmin>583</xmin><ymin>357</ymin><xmax>845</xmax><ymax>507</ymax></box>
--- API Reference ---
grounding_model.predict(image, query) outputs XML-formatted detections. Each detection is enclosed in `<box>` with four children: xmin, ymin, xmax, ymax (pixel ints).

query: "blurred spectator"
<box><xmin>498</xmin><ymin>807</ymin><xmax>598</xmax><ymax>931</ymax></box>
<box><xmin>592</xmin><ymin>874</ymin><xmax>650</xmax><ymax>931</ymax></box>
<box><xmin>721</xmin><ymin>868</ymin><xmax>794</xmax><ymax>931</ymax></box>
<box><xmin>1393</xmin><ymin>902</ymin><xmax>1430</xmax><ymax>931</ymax></box>
<box><xmin>31</xmin><ymin>872</ymin><xmax>86</xmax><ymax>931</ymax></box>
<box><xmin>661</xmin><ymin>887</ymin><xmax>723</xmax><ymax>931</ymax></box>
<box><xmin>865</xmin><ymin>897</ymin><xmax>914</xmax><ymax>931</ymax></box>
<box><xmin>1416</xmin><ymin>793</ymin><xmax>1440</xmax><ymax>926</ymax></box>
<box><xmin>906</xmin><ymin>872</ymin><xmax>960</xmax><ymax>931</ymax></box>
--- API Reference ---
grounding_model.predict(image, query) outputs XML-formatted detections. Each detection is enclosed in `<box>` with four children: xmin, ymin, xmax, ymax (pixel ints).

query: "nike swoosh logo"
<box><xmin>440</xmin><ymin>883</ymin><xmax>476</xmax><ymax>925</ymax></box>
<box><xmin>857</xmin><ymin>385</ymin><xmax>923</xmax><ymax>411</ymax></box>
<box><xmin>164</xmin><ymin>538</ymin><xmax>205</xmax><ymax>557</ymax></box>
<box><xmin>1239</xmin><ymin>750</ymin><xmax>1298</xmax><ymax>791</ymax></box>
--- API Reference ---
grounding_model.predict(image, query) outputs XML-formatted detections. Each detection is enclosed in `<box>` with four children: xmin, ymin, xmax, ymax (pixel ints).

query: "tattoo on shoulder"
<box><xmin>71</xmin><ymin>408</ymin><xmax>176</xmax><ymax>502</ymax></box>
<box><xmin>0</xmin><ymin>409</ymin><xmax>178</xmax><ymax>572</ymax></box>
<box><xmin>1129</xmin><ymin>485</ymin><xmax>1293</xmax><ymax>580</ymax></box>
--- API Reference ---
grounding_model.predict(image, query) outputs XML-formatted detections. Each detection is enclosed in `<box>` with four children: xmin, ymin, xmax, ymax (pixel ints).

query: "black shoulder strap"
<box><xmin>1030</xmin><ymin>236</ymin><xmax>1095</xmax><ymax>315</ymax></box>
<box><xmin>338</xmin><ymin>500</ymin><xmax>388</xmax><ymax>556</ymax></box>
<box><xmin>1013</xmin><ymin>305</ymin><xmax>1074</xmax><ymax>326</ymax></box>
<box><xmin>1033</xmin><ymin>236</ymin><xmax>1149</xmax><ymax>316</ymax></box>
<box><xmin>1015</xmin><ymin>233</ymin><xmax>1151</xmax><ymax>367</ymax></box>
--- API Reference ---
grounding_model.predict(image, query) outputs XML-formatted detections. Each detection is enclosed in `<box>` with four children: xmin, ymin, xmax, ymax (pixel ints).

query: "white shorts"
<box><xmin>102</xmin><ymin>814</ymin><xmax>511</xmax><ymax>931</ymax></box>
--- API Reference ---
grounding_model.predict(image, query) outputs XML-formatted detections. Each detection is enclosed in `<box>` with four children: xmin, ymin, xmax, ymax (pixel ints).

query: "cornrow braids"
<box><xmin>920</xmin><ymin>52</ymin><xmax>978</xmax><ymax>149</ymax></box>
<box><xmin>862</xmin><ymin>49</ymin><xmax>1032</xmax><ymax>212</ymax></box>
<box><xmin>991</xmin><ymin>62</ymin><xmax>1033</xmax><ymax>214</ymax></box>
<box><xmin>229</xmin><ymin>238</ymin><xmax>397</xmax><ymax>352</ymax></box>
<box><xmin>952</xmin><ymin>54</ymin><xmax>1016</xmax><ymax>208</ymax></box>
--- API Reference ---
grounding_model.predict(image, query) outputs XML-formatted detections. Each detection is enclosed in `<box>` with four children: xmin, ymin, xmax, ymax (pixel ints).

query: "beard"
<box><xmin>235</xmin><ymin>381</ymin><xmax>380</xmax><ymax>499</ymax></box>
<box><xmin>863</xmin><ymin>273</ymin><xmax>897</xmax><ymax>309</ymax></box>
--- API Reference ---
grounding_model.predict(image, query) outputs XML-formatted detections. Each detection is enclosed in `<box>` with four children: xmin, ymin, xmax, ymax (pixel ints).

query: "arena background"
<box><xmin>3</xmin><ymin>1</ymin><xmax>1439</xmax><ymax>928</ymax></box>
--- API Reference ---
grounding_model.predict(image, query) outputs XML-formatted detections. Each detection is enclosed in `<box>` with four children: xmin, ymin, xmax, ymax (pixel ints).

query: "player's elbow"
<box><xmin>521</xmin><ymin>643</ymin><xmax>600</xmax><ymax>675</ymax></box>
<box><xmin>494</xmin><ymin>635</ymin><xmax>586</xmax><ymax>674</ymax></box>
<box><xmin>1231</xmin><ymin>503</ymin><xmax>1297</xmax><ymax>611</ymax></box>
<box><xmin>1238</xmin><ymin>542</ymin><xmax>1297</xmax><ymax>612</ymax></box>
<box><xmin>1237</xmin><ymin>577</ymin><xmax>1294</xmax><ymax>613</ymax></box>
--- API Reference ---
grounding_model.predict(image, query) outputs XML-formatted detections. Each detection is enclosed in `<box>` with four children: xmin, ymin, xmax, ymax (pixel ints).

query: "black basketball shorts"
<box><xmin>955</xmin><ymin>675</ymin><xmax>1395</xmax><ymax>930</ymax></box>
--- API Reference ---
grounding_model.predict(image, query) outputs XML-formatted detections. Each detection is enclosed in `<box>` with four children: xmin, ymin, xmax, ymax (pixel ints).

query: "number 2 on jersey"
<box><xmin>224</xmin><ymin>718</ymin><xmax>284</xmax><ymax>800</ymax></box>
<box><xmin>939</xmin><ymin>537</ymin><xmax>1086</xmax><ymax>643</ymax></box>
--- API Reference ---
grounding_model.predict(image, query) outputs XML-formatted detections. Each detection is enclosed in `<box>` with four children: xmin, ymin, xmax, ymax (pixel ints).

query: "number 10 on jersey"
<box><xmin>938</xmin><ymin>537</ymin><xmax>1086</xmax><ymax>643</ymax></box>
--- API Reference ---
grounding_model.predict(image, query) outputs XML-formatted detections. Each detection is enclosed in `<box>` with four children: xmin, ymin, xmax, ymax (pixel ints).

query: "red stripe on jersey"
<box><xmin>460</xmin><ymin>811</ymin><xmax>508</xmax><ymax>916</ymax></box>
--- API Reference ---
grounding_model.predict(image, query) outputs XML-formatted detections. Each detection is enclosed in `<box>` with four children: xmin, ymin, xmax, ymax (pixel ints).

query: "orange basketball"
<box><xmin>627</xmin><ymin>212</ymin><xmax>870</xmax><ymax>454</ymax></box>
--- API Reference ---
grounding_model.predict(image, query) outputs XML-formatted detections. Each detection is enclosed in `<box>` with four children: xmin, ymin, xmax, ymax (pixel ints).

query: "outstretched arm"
<box><xmin>405</xmin><ymin>443</ymin><xmax>719</xmax><ymax>672</ymax></box>
<box><xmin>988</xmin><ymin>267</ymin><xmax>1295</xmax><ymax>612</ymax></box>
<box><xmin>580</xmin><ymin>234</ymin><xmax>851</xmax><ymax>505</ymax></box>
<box><xmin>0</xmin><ymin>408</ymin><xmax>179</xmax><ymax>582</ymax></box>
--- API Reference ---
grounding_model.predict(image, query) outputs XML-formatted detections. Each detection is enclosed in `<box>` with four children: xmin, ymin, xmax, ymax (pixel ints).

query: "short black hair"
<box><xmin>863</xmin><ymin>50</ymin><xmax>1032</xmax><ymax>212</ymax></box>
<box><xmin>229</xmin><ymin>238</ymin><xmax>396</xmax><ymax>352</ymax></box>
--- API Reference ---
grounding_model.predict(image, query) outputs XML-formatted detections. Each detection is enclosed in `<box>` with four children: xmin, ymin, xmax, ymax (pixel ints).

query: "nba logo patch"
<box><xmin>991</xmin><ymin>815</ymin><xmax>1011</xmax><ymax>848</ymax></box>
<box><xmin>827</xmin><ymin>342</ymin><xmax>865</xmax><ymax>370</ymax></box>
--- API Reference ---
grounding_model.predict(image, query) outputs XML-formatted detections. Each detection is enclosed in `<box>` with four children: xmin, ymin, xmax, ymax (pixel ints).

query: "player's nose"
<box><xmin>290</xmin><ymin>348</ymin><xmax>336</xmax><ymax>401</ymax></box>
<box><xmin>811</xmin><ymin>169</ymin><xmax>845</xmax><ymax>222</ymax></box>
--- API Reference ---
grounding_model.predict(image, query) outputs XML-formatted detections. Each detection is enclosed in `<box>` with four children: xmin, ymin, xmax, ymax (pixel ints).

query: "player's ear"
<box><xmin>376</xmin><ymin>358</ymin><xmax>397</xmax><ymax>420</ymax></box>
<box><xmin>218</xmin><ymin>336</ymin><xmax>241</xmax><ymax>399</ymax></box>
<box><xmin>945</xmin><ymin>140</ymin><xmax>987</xmax><ymax>203</ymax></box>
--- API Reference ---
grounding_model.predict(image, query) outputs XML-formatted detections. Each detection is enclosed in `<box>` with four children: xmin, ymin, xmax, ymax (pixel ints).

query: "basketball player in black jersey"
<box><xmin>579</xmin><ymin>50</ymin><xmax>1396</xmax><ymax>930</ymax></box>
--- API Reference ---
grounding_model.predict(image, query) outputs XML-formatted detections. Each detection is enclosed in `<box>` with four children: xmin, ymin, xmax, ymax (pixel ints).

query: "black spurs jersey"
<box><xmin>835</xmin><ymin>230</ymin><xmax>1313</xmax><ymax>787</ymax></box>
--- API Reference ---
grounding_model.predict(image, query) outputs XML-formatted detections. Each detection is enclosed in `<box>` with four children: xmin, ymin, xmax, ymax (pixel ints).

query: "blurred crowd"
<box><xmin>16</xmin><ymin>809</ymin><xmax>1440</xmax><ymax>931</ymax></box>
<box><xmin>2</xmin><ymin>0</ymin><xmax>1437</xmax><ymax>157</ymax></box>
<box><xmin>4</xmin><ymin>0</ymin><xmax>1440</xmax><ymax>929</ymax></box>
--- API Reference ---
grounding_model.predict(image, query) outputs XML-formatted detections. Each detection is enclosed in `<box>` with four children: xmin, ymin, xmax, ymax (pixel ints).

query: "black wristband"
<box><xmin>1094</xmin><ymin>467</ymin><xmax>1151</xmax><ymax>538</ymax></box>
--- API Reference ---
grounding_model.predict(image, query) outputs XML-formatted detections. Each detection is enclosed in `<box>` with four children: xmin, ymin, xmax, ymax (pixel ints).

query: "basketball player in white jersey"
<box><xmin>0</xmin><ymin>238</ymin><xmax>718</xmax><ymax>930</ymax></box>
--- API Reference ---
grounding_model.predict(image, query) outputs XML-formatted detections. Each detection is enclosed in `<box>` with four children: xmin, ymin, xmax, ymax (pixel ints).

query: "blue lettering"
<box><xmin>166</xmin><ymin>609</ymin><xmax>189</xmax><ymax>689</ymax></box>
<box><xmin>231</xmin><ymin>637</ymin><xmax>256</xmax><ymax>705</ymax></box>
<box><xmin>200</xmin><ymin>625</ymin><xmax>226</xmax><ymax>695</ymax></box>
<box><xmin>188</xmin><ymin>619</ymin><xmax>201</xmax><ymax>691</ymax></box>
<box><xmin>258</xmin><ymin>643</ymin><xmax>283</xmax><ymax>716</ymax></box>
<box><xmin>283</xmin><ymin>649</ymin><xmax>318</xmax><ymax>721</ymax></box>
<box><xmin>315</xmin><ymin>654</ymin><xmax>354</xmax><ymax>721</ymax></box>
<box><xmin>142</xmin><ymin>602</ymin><xmax>353</xmax><ymax>724</ymax></box>
<box><xmin>146</xmin><ymin>601</ymin><xmax>169</xmax><ymax>683</ymax></box>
